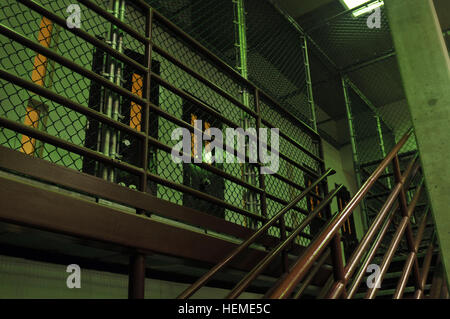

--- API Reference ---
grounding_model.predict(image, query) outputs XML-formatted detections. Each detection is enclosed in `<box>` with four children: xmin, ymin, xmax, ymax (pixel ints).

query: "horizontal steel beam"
<box><xmin>0</xmin><ymin>173</ymin><xmax>271</xmax><ymax>271</ymax></box>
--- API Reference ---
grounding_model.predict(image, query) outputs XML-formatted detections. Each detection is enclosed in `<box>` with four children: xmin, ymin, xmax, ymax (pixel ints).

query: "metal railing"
<box><xmin>264</xmin><ymin>128</ymin><xmax>444</xmax><ymax>299</ymax></box>
<box><xmin>177</xmin><ymin>167</ymin><xmax>337</xmax><ymax>299</ymax></box>
<box><xmin>177</xmin><ymin>128</ymin><xmax>445</xmax><ymax>299</ymax></box>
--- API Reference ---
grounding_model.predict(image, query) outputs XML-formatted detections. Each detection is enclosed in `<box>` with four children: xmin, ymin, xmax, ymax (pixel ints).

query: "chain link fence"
<box><xmin>307</xmin><ymin>2</ymin><xmax>393</xmax><ymax>70</ymax></box>
<box><xmin>145</xmin><ymin>0</ymin><xmax>236</xmax><ymax>69</ymax></box>
<box><xmin>0</xmin><ymin>0</ymin><xmax>326</xmax><ymax>249</ymax></box>
<box><xmin>303</xmin><ymin>2</ymin><xmax>429</xmax><ymax>235</ymax></box>
<box><xmin>245</xmin><ymin>0</ymin><xmax>314</xmax><ymax>129</ymax></box>
<box><xmin>146</xmin><ymin>0</ymin><xmax>316</xmax><ymax>130</ymax></box>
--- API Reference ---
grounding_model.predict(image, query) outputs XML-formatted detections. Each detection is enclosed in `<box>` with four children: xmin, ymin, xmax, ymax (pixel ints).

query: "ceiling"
<box><xmin>270</xmin><ymin>0</ymin><xmax>449</xmax><ymax>147</ymax></box>
<box><xmin>272</xmin><ymin>0</ymin><xmax>336</xmax><ymax>19</ymax></box>
<box><xmin>275</xmin><ymin>0</ymin><xmax>450</xmax><ymax>31</ymax></box>
<box><xmin>150</xmin><ymin>0</ymin><xmax>449</xmax><ymax>147</ymax></box>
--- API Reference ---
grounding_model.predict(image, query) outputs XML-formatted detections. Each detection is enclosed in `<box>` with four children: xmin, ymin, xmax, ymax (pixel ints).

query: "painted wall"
<box><xmin>0</xmin><ymin>254</ymin><xmax>262</xmax><ymax>299</ymax></box>
<box><xmin>378</xmin><ymin>99</ymin><xmax>417</xmax><ymax>154</ymax></box>
<box><xmin>322</xmin><ymin>141</ymin><xmax>364</xmax><ymax>241</ymax></box>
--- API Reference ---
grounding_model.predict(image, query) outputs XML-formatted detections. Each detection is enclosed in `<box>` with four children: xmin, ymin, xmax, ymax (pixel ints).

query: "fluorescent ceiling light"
<box><xmin>340</xmin><ymin>0</ymin><xmax>384</xmax><ymax>17</ymax></box>
<box><xmin>341</xmin><ymin>0</ymin><xmax>372</xmax><ymax>10</ymax></box>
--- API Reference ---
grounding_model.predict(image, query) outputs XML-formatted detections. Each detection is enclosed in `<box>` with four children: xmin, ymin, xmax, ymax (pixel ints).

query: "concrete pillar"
<box><xmin>384</xmin><ymin>0</ymin><xmax>450</xmax><ymax>288</ymax></box>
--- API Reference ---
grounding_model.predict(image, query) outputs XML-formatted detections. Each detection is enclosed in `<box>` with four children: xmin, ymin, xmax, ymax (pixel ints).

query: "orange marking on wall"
<box><xmin>20</xmin><ymin>106</ymin><xmax>40</xmax><ymax>155</ymax></box>
<box><xmin>315</xmin><ymin>185</ymin><xmax>322</xmax><ymax>218</ymax></box>
<box><xmin>130</xmin><ymin>73</ymin><xmax>143</xmax><ymax>131</ymax></box>
<box><xmin>191</xmin><ymin>114</ymin><xmax>198</xmax><ymax>159</ymax></box>
<box><xmin>204</xmin><ymin>121</ymin><xmax>211</xmax><ymax>162</ymax></box>
<box><xmin>31</xmin><ymin>17</ymin><xmax>53</xmax><ymax>86</ymax></box>
<box><xmin>21</xmin><ymin>17</ymin><xmax>53</xmax><ymax>155</ymax></box>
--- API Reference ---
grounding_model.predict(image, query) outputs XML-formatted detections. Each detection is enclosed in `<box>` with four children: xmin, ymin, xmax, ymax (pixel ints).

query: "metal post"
<box><xmin>128</xmin><ymin>253</ymin><xmax>146</xmax><ymax>299</ymax></box>
<box><xmin>342</xmin><ymin>76</ymin><xmax>368</xmax><ymax>231</ymax></box>
<box><xmin>330</xmin><ymin>232</ymin><xmax>347</xmax><ymax>298</ymax></box>
<box><xmin>109</xmin><ymin>0</ymin><xmax>125</xmax><ymax>182</ymax></box>
<box><xmin>101</xmin><ymin>0</ymin><xmax>118</xmax><ymax>180</ymax></box>
<box><xmin>255</xmin><ymin>89</ymin><xmax>267</xmax><ymax>221</ymax></box>
<box><xmin>302</xmin><ymin>36</ymin><xmax>317</xmax><ymax>132</ymax></box>
<box><xmin>139</xmin><ymin>6</ymin><xmax>154</xmax><ymax>212</ymax></box>
<box><xmin>233</xmin><ymin>0</ymin><xmax>258</xmax><ymax>228</ymax></box>
<box><xmin>345</xmin><ymin>78</ymin><xmax>393</xmax><ymax>132</ymax></box>
<box><xmin>101</xmin><ymin>0</ymin><xmax>125</xmax><ymax>182</ymax></box>
<box><xmin>375</xmin><ymin>115</ymin><xmax>392</xmax><ymax>189</ymax></box>
<box><xmin>127</xmin><ymin>5</ymin><xmax>154</xmax><ymax>298</ymax></box>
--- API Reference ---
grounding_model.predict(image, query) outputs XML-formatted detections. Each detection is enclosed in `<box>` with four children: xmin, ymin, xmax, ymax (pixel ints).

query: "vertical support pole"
<box><xmin>233</xmin><ymin>0</ymin><xmax>257</xmax><ymax>227</ymax></box>
<box><xmin>101</xmin><ymin>0</ymin><xmax>120</xmax><ymax>180</ymax></box>
<box><xmin>393</xmin><ymin>155</ymin><xmax>421</xmax><ymax>288</ymax></box>
<box><xmin>255</xmin><ymin>89</ymin><xmax>267</xmax><ymax>221</ymax></box>
<box><xmin>342</xmin><ymin>76</ymin><xmax>368</xmax><ymax>231</ymax></box>
<box><xmin>128</xmin><ymin>5</ymin><xmax>154</xmax><ymax>299</ymax></box>
<box><xmin>330</xmin><ymin>233</ymin><xmax>347</xmax><ymax>298</ymax></box>
<box><xmin>375</xmin><ymin>115</ymin><xmax>392</xmax><ymax>189</ymax></box>
<box><xmin>302</xmin><ymin>36</ymin><xmax>317</xmax><ymax>132</ymax></box>
<box><xmin>234</xmin><ymin>0</ymin><xmax>249</xmax><ymax>83</ymax></box>
<box><xmin>128</xmin><ymin>253</ymin><xmax>146</xmax><ymax>299</ymax></box>
<box><xmin>279</xmin><ymin>216</ymin><xmax>289</xmax><ymax>273</ymax></box>
<box><xmin>109</xmin><ymin>0</ymin><xmax>125</xmax><ymax>182</ymax></box>
<box><xmin>304</xmin><ymin>35</ymin><xmax>325</xmax><ymax>233</ymax></box>
<box><xmin>140</xmin><ymin>6</ymin><xmax>154</xmax><ymax>207</ymax></box>
<box><xmin>100</xmin><ymin>0</ymin><xmax>127</xmax><ymax>182</ymax></box>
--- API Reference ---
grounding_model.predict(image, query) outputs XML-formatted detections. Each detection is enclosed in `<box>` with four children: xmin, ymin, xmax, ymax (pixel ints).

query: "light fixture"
<box><xmin>340</xmin><ymin>0</ymin><xmax>384</xmax><ymax>17</ymax></box>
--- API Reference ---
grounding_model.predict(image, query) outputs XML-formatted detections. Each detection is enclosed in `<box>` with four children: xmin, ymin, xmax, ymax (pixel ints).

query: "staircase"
<box><xmin>177</xmin><ymin>129</ymin><xmax>449</xmax><ymax>299</ymax></box>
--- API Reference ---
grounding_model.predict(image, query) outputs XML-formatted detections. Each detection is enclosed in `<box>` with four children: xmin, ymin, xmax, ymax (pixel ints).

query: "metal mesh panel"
<box><xmin>345</xmin><ymin>53</ymin><xmax>417</xmax><ymax>156</ymax></box>
<box><xmin>151</xmin><ymin>14</ymin><xmax>261</xmax><ymax>227</ymax></box>
<box><xmin>307</xmin><ymin>3</ymin><xmax>393</xmax><ymax>70</ymax></box>
<box><xmin>347</xmin><ymin>86</ymin><xmax>382</xmax><ymax>165</ymax></box>
<box><xmin>147</xmin><ymin>0</ymin><xmax>326</xmax><ymax>243</ymax></box>
<box><xmin>0</xmin><ymin>0</ymin><xmax>146</xmax><ymax>181</ymax></box>
<box><xmin>144</xmin><ymin>0</ymin><xmax>236</xmax><ymax>68</ymax></box>
<box><xmin>346</xmin><ymin>55</ymin><xmax>404</xmax><ymax>107</ymax></box>
<box><xmin>259</xmin><ymin>97</ymin><xmax>320</xmax><ymax>162</ymax></box>
<box><xmin>0</xmin><ymin>0</ymin><xmax>325</xmax><ymax>247</ymax></box>
<box><xmin>151</xmin><ymin>22</ymin><xmax>250</xmax><ymax>106</ymax></box>
<box><xmin>342</xmin><ymin>79</ymin><xmax>401</xmax><ymax>227</ymax></box>
<box><xmin>306</xmin><ymin>27</ymin><xmax>346</xmax><ymax>148</ymax></box>
<box><xmin>245</xmin><ymin>0</ymin><xmax>314</xmax><ymax>128</ymax></box>
<box><xmin>377</xmin><ymin>98</ymin><xmax>417</xmax><ymax>156</ymax></box>
<box><xmin>0</xmin><ymin>0</ymin><xmax>257</xmax><ymax>228</ymax></box>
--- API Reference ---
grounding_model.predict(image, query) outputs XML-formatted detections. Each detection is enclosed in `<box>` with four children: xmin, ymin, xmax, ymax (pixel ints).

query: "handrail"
<box><xmin>177</xmin><ymin>167</ymin><xmax>336</xmax><ymax>299</ymax></box>
<box><xmin>332</xmin><ymin>153</ymin><xmax>430</xmax><ymax>299</ymax></box>
<box><xmin>226</xmin><ymin>185</ymin><xmax>343</xmax><ymax>299</ymax></box>
<box><xmin>346</xmin><ymin>204</ymin><xmax>397</xmax><ymax>298</ymax></box>
<box><xmin>344</xmin><ymin>156</ymin><xmax>420</xmax><ymax>277</ymax></box>
<box><xmin>393</xmin><ymin>207</ymin><xmax>431</xmax><ymax>299</ymax></box>
<box><xmin>267</xmin><ymin>128</ymin><xmax>415</xmax><ymax>298</ymax></box>
<box><xmin>365</xmin><ymin>179</ymin><xmax>424</xmax><ymax>299</ymax></box>
<box><xmin>271</xmin><ymin>124</ymin><xmax>442</xmax><ymax>299</ymax></box>
<box><xmin>293</xmin><ymin>249</ymin><xmax>331</xmax><ymax>299</ymax></box>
